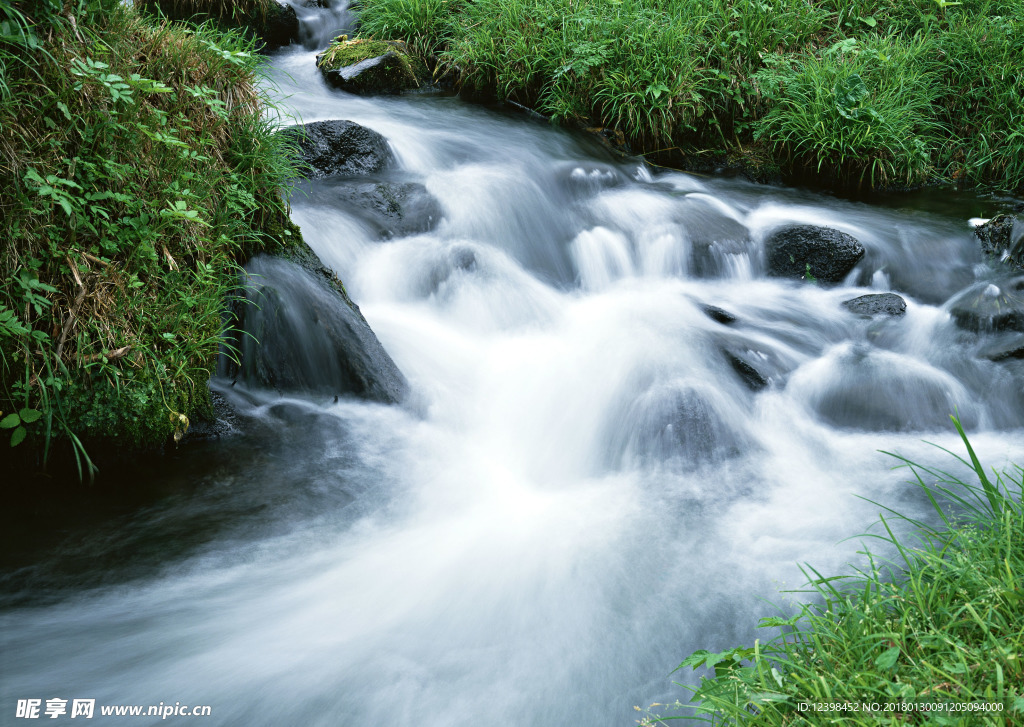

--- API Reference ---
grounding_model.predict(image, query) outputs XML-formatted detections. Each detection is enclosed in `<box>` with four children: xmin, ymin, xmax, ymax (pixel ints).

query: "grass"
<box><xmin>639</xmin><ymin>418</ymin><xmax>1024</xmax><ymax>725</ymax></box>
<box><xmin>0</xmin><ymin>0</ymin><xmax>298</xmax><ymax>477</ymax></box>
<box><xmin>354</xmin><ymin>0</ymin><xmax>1024</xmax><ymax>191</ymax></box>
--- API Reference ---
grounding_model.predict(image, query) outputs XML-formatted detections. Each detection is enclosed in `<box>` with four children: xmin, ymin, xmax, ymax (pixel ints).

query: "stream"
<box><xmin>2</xmin><ymin>5</ymin><xmax>1024</xmax><ymax>725</ymax></box>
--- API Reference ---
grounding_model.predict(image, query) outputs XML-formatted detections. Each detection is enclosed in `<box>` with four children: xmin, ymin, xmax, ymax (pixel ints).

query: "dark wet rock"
<box><xmin>283</xmin><ymin>120</ymin><xmax>393</xmax><ymax>179</ymax></box>
<box><xmin>765</xmin><ymin>224</ymin><xmax>865</xmax><ymax>283</ymax></box>
<box><xmin>975</xmin><ymin>214</ymin><xmax>1024</xmax><ymax>271</ymax></box>
<box><xmin>948</xmin><ymin>278</ymin><xmax>1024</xmax><ymax>333</ymax></box>
<box><xmin>326</xmin><ymin>180</ymin><xmax>443</xmax><ymax>239</ymax></box>
<box><xmin>726</xmin><ymin>354</ymin><xmax>767</xmax><ymax>391</ymax></box>
<box><xmin>977</xmin><ymin>333</ymin><xmax>1024</xmax><ymax>362</ymax></box>
<box><xmin>261</xmin><ymin>1</ymin><xmax>300</xmax><ymax>50</ymax></box>
<box><xmin>317</xmin><ymin>38</ymin><xmax>429</xmax><ymax>95</ymax></box>
<box><xmin>796</xmin><ymin>344</ymin><xmax>975</xmax><ymax>432</ymax></box>
<box><xmin>224</xmin><ymin>255</ymin><xmax>407</xmax><ymax>403</ymax></box>
<box><xmin>716</xmin><ymin>337</ymin><xmax>793</xmax><ymax>392</ymax></box>
<box><xmin>842</xmin><ymin>293</ymin><xmax>907</xmax><ymax>318</ymax></box>
<box><xmin>701</xmin><ymin>305</ymin><xmax>737</xmax><ymax>325</ymax></box>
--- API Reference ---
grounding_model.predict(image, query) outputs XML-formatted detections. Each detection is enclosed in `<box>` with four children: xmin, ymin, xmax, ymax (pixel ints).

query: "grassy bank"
<box><xmin>355</xmin><ymin>0</ymin><xmax>1023</xmax><ymax>191</ymax></box>
<box><xmin>642</xmin><ymin>420</ymin><xmax>1024</xmax><ymax>725</ymax></box>
<box><xmin>0</xmin><ymin>0</ymin><xmax>297</xmax><ymax>478</ymax></box>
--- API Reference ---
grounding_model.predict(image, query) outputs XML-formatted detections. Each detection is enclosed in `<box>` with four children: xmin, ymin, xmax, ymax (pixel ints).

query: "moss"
<box><xmin>316</xmin><ymin>36</ymin><xmax>429</xmax><ymax>94</ymax></box>
<box><xmin>318</xmin><ymin>37</ymin><xmax>398</xmax><ymax>69</ymax></box>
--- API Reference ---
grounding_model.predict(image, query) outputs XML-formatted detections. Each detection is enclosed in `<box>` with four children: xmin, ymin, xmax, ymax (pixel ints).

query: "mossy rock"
<box><xmin>316</xmin><ymin>37</ymin><xmax>431</xmax><ymax>95</ymax></box>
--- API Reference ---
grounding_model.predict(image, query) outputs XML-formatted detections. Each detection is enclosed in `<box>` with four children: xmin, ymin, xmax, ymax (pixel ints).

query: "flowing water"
<box><xmin>3</xmin><ymin>7</ymin><xmax>1024</xmax><ymax>725</ymax></box>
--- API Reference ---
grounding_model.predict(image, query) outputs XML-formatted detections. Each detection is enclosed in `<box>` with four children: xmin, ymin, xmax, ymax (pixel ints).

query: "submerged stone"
<box><xmin>324</xmin><ymin>180</ymin><xmax>443</xmax><ymax>239</ymax></box>
<box><xmin>765</xmin><ymin>224</ymin><xmax>865</xmax><ymax>283</ymax></box>
<box><xmin>948</xmin><ymin>278</ymin><xmax>1024</xmax><ymax>333</ymax></box>
<box><xmin>977</xmin><ymin>333</ymin><xmax>1024</xmax><ymax>362</ymax></box>
<box><xmin>792</xmin><ymin>343</ymin><xmax>975</xmax><ymax>432</ymax></box>
<box><xmin>618</xmin><ymin>383</ymin><xmax>750</xmax><ymax>467</ymax></box>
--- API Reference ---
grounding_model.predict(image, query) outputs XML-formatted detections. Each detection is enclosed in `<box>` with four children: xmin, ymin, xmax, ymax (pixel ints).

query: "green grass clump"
<box><xmin>647</xmin><ymin>418</ymin><xmax>1024</xmax><ymax>725</ymax></box>
<box><xmin>0</xmin><ymin>0</ymin><xmax>298</xmax><ymax>477</ymax></box>
<box><xmin>753</xmin><ymin>34</ymin><xmax>941</xmax><ymax>188</ymax></box>
<box><xmin>354</xmin><ymin>0</ymin><xmax>1024</xmax><ymax>191</ymax></box>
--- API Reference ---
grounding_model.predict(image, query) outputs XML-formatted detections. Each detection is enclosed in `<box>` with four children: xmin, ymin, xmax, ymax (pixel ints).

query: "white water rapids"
<box><xmin>2</xmin><ymin>9</ymin><xmax>1023</xmax><ymax>726</ymax></box>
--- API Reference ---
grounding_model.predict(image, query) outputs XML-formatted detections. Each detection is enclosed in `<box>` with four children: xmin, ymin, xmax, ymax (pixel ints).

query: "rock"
<box><xmin>321</xmin><ymin>180</ymin><xmax>443</xmax><ymax>239</ymax></box>
<box><xmin>792</xmin><ymin>343</ymin><xmax>976</xmax><ymax>432</ymax></box>
<box><xmin>424</xmin><ymin>246</ymin><xmax>478</xmax><ymax>294</ymax></box>
<box><xmin>842</xmin><ymin>292</ymin><xmax>907</xmax><ymax>317</ymax></box>
<box><xmin>701</xmin><ymin>304</ymin><xmax>737</xmax><ymax>325</ymax></box>
<box><xmin>283</xmin><ymin>120</ymin><xmax>393</xmax><ymax>179</ymax></box>
<box><xmin>224</xmin><ymin>254</ymin><xmax>408</xmax><ymax>403</ymax></box>
<box><xmin>316</xmin><ymin>38</ymin><xmax>428</xmax><ymax>95</ymax></box>
<box><xmin>616</xmin><ymin>383</ymin><xmax>750</xmax><ymax>467</ymax></box>
<box><xmin>554</xmin><ymin>162</ymin><xmax>628</xmax><ymax>198</ymax></box>
<box><xmin>948</xmin><ymin>277</ymin><xmax>1024</xmax><ymax>333</ymax></box>
<box><xmin>975</xmin><ymin>214</ymin><xmax>1024</xmax><ymax>271</ymax></box>
<box><xmin>677</xmin><ymin>199</ymin><xmax>752</xmax><ymax>278</ymax></box>
<box><xmin>765</xmin><ymin>224</ymin><xmax>865</xmax><ymax>283</ymax></box>
<box><xmin>977</xmin><ymin>333</ymin><xmax>1024</xmax><ymax>362</ymax></box>
<box><xmin>261</xmin><ymin>1</ymin><xmax>300</xmax><ymax>50</ymax></box>
<box><xmin>716</xmin><ymin>337</ymin><xmax>793</xmax><ymax>392</ymax></box>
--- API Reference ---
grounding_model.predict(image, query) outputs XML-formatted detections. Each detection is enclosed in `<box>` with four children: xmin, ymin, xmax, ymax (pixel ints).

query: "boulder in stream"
<box><xmin>700</xmin><ymin>304</ymin><xmax>737</xmax><ymax>326</ymax></box>
<box><xmin>316</xmin><ymin>37</ymin><xmax>430</xmax><ymax>95</ymax></box>
<box><xmin>792</xmin><ymin>343</ymin><xmax>976</xmax><ymax>432</ymax></box>
<box><xmin>948</xmin><ymin>277</ymin><xmax>1024</xmax><ymax>333</ymax></box>
<box><xmin>284</xmin><ymin>120</ymin><xmax>394</xmax><ymax>179</ymax></box>
<box><xmin>224</xmin><ymin>253</ymin><xmax>408</xmax><ymax>403</ymax></box>
<box><xmin>977</xmin><ymin>333</ymin><xmax>1024</xmax><ymax>362</ymax></box>
<box><xmin>715</xmin><ymin>335</ymin><xmax>794</xmax><ymax>392</ymax></box>
<box><xmin>615</xmin><ymin>382</ymin><xmax>750</xmax><ymax>467</ymax></box>
<box><xmin>765</xmin><ymin>224</ymin><xmax>864</xmax><ymax>283</ymax></box>
<box><xmin>841</xmin><ymin>292</ymin><xmax>907</xmax><ymax>318</ymax></box>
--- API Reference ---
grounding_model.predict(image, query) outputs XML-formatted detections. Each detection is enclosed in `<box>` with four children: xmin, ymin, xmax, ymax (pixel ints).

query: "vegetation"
<box><xmin>0</xmin><ymin>0</ymin><xmax>298</xmax><ymax>478</ymax></box>
<box><xmin>137</xmin><ymin>0</ymin><xmax>299</xmax><ymax>50</ymax></box>
<box><xmin>355</xmin><ymin>0</ymin><xmax>1024</xmax><ymax>190</ymax></box>
<box><xmin>639</xmin><ymin>419</ymin><xmax>1024</xmax><ymax>725</ymax></box>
